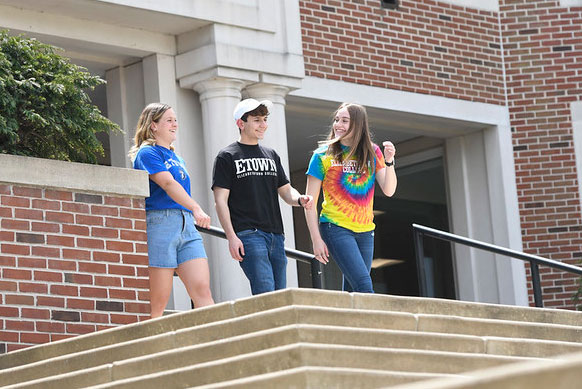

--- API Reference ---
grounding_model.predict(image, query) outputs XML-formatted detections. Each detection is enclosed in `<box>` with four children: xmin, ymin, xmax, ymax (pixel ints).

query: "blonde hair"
<box><xmin>319</xmin><ymin>103</ymin><xmax>376</xmax><ymax>173</ymax></box>
<box><xmin>128</xmin><ymin>103</ymin><xmax>174</xmax><ymax>161</ymax></box>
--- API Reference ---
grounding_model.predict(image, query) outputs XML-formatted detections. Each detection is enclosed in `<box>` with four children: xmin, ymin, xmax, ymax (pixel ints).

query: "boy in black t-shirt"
<box><xmin>212</xmin><ymin>98</ymin><xmax>313</xmax><ymax>295</ymax></box>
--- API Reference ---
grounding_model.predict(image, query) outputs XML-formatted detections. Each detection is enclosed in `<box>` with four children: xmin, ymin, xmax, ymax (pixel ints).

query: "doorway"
<box><xmin>372</xmin><ymin>156</ymin><xmax>455</xmax><ymax>298</ymax></box>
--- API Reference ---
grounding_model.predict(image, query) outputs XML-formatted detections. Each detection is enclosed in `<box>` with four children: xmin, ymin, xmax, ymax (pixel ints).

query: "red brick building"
<box><xmin>1</xmin><ymin>0</ymin><xmax>581</xmax><ymax>352</ymax></box>
<box><xmin>298</xmin><ymin>0</ymin><xmax>582</xmax><ymax>308</ymax></box>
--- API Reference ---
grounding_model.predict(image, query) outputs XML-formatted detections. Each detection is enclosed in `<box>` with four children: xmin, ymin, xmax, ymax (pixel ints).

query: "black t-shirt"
<box><xmin>212</xmin><ymin>142</ymin><xmax>290</xmax><ymax>234</ymax></box>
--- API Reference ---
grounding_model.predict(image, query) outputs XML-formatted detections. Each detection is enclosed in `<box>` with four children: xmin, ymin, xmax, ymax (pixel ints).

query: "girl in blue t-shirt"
<box><xmin>129</xmin><ymin>103</ymin><xmax>214</xmax><ymax>318</ymax></box>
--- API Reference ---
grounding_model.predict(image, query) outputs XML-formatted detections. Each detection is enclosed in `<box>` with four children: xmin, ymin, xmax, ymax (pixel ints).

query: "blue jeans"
<box><xmin>320</xmin><ymin>223</ymin><xmax>375</xmax><ymax>293</ymax></box>
<box><xmin>237</xmin><ymin>229</ymin><xmax>287</xmax><ymax>295</ymax></box>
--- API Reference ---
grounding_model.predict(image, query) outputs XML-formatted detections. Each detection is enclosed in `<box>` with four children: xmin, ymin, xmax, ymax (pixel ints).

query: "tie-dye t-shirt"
<box><xmin>306</xmin><ymin>143</ymin><xmax>386</xmax><ymax>232</ymax></box>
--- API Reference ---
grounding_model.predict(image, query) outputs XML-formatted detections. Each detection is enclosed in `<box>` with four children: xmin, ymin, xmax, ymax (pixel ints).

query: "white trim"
<box><xmin>571</xmin><ymin>102</ymin><xmax>582</xmax><ymax>212</ymax></box>
<box><xmin>0</xmin><ymin>4</ymin><xmax>176</xmax><ymax>56</ymax></box>
<box><xmin>560</xmin><ymin>0</ymin><xmax>582</xmax><ymax>7</ymax></box>
<box><xmin>290</xmin><ymin>77</ymin><xmax>509</xmax><ymax>127</ymax></box>
<box><xmin>397</xmin><ymin>147</ymin><xmax>444</xmax><ymax>169</ymax></box>
<box><xmin>97</xmin><ymin>0</ymin><xmax>277</xmax><ymax>33</ymax></box>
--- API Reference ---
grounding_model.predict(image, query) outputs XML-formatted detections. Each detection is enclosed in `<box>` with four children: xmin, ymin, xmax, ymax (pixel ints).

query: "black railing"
<box><xmin>412</xmin><ymin>223</ymin><xmax>582</xmax><ymax>308</ymax></box>
<box><xmin>197</xmin><ymin>225</ymin><xmax>323</xmax><ymax>289</ymax></box>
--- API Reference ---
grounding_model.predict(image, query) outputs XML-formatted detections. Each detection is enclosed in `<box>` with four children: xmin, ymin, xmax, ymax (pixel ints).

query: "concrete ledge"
<box><xmin>3</xmin><ymin>289</ymin><xmax>580</xmax><ymax>388</ymax></box>
<box><xmin>110</xmin><ymin>324</ymin><xmax>484</xmax><ymax>381</ymax></box>
<box><xmin>0</xmin><ymin>153</ymin><xmax>149</xmax><ymax>197</ymax></box>
<box><xmin>4</xmin><ymin>289</ymin><xmax>580</xmax><ymax>371</ymax></box>
<box><xmin>0</xmin><ymin>301</ymin><xmax>234</xmax><ymax>370</ymax></box>
<box><xmin>484</xmin><ymin>337</ymin><xmax>582</xmax><ymax>358</ymax></box>
<box><xmin>194</xmin><ymin>366</ymin><xmax>459</xmax><ymax>389</ymax></box>
<box><xmin>231</xmin><ymin>288</ymin><xmax>353</xmax><ymax>317</ymax></box>
<box><xmin>389</xmin><ymin>352</ymin><xmax>582</xmax><ymax>389</ymax></box>
<box><xmin>353</xmin><ymin>293</ymin><xmax>582</xmax><ymax>327</ymax></box>
<box><xmin>2</xmin><ymin>364</ymin><xmax>112</xmax><ymax>389</ymax></box>
<box><xmin>0</xmin><ymin>306</ymin><xmax>416</xmax><ymax>385</ymax></box>
<box><xmin>85</xmin><ymin>343</ymin><xmax>537</xmax><ymax>389</ymax></box>
<box><xmin>417</xmin><ymin>315</ymin><xmax>582</xmax><ymax>342</ymax></box>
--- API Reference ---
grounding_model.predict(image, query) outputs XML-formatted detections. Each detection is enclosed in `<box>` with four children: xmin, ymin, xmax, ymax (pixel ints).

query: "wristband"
<box><xmin>386</xmin><ymin>160</ymin><xmax>394</xmax><ymax>167</ymax></box>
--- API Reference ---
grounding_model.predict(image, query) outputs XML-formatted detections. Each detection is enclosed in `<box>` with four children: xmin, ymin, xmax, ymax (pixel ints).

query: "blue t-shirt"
<box><xmin>133</xmin><ymin>145</ymin><xmax>191</xmax><ymax>212</ymax></box>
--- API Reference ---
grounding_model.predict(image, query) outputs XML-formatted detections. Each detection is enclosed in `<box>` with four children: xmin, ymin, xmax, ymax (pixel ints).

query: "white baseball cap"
<box><xmin>233</xmin><ymin>98</ymin><xmax>273</xmax><ymax>121</ymax></box>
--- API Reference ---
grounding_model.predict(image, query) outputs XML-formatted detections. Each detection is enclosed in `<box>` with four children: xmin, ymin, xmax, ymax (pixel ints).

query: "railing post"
<box><xmin>530</xmin><ymin>261</ymin><xmax>544</xmax><ymax>308</ymax></box>
<box><xmin>311</xmin><ymin>259</ymin><xmax>323</xmax><ymax>289</ymax></box>
<box><xmin>413</xmin><ymin>228</ymin><xmax>428</xmax><ymax>297</ymax></box>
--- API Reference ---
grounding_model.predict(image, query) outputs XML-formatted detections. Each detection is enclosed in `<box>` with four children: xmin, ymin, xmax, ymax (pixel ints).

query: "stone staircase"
<box><xmin>0</xmin><ymin>288</ymin><xmax>581</xmax><ymax>388</ymax></box>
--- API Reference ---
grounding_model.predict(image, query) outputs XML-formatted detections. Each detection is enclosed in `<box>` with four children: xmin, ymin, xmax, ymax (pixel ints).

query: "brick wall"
<box><xmin>0</xmin><ymin>155</ymin><xmax>150</xmax><ymax>352</ymax></box>
<box><xmin>502</xmin><ymin>0</ymin><xmax>582</xmax><ymax>308</ymax></box>
<box><xmin>299</xmin><ymin>0</ymin><xmax>505</xmax><ymax>104</ymax></box>
<box><xmin>300</xmin><ymin>0</ymin><xmax>582</xmax><ymax>309</ymax></box>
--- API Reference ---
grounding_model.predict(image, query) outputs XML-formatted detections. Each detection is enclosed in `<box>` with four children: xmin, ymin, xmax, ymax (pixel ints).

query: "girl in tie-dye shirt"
<box><xmin>305</xmin><ymin>103</ymin><xmax>397</xmax><ymax>293</ymax></box>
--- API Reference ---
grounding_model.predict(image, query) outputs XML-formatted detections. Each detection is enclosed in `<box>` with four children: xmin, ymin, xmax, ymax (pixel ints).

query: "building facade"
<box><xmin>0</xmin><ymin>0</ymin><xmax>581</xmax><ymax>315</ymax></box>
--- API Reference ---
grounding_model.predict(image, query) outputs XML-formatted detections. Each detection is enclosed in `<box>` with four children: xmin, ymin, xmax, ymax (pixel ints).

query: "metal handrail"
<box><xmin>197</xmin><ymin>225</ymin><xmax>323</xmax><ymax>289</ymax></box>
<box><xmin>412</xmin><ymin>223</ymin><xmax>582</xmax><ymax>308</ymax></box>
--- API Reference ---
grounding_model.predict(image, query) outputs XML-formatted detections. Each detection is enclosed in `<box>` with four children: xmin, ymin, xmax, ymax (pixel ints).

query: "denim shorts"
<box><xmin>146</xmin><ymin>209</ymin><xmax>207</xmax><ymax>268</ymax></box>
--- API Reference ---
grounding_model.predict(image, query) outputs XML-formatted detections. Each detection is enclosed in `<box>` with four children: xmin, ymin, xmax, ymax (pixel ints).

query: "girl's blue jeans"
<box><xmin>320</xmin><ymin>222</ymin><xmax>375</xmax><ymax>293</ymax></box>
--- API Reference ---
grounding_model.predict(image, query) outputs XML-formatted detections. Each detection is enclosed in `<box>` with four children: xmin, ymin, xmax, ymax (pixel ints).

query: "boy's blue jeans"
<box><xmin>237</xmin><ymin>229</ymin><xmax>287</xmax><ymax>295</ymax></box>
<box><xmin>320</xmin><ymin>222</ymin><xmax>375</xmax><ymax>293</ymax></box>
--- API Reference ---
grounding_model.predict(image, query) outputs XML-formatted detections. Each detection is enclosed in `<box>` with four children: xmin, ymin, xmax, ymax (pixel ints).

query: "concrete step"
<box><xmin>192</xmin><ymin>367</ymin><xmax>460</xmax><ymax>389</ymax></box>
<box><xmin>3</xmin><ymin>303</ymin><xmax>581</xmax><ymax>387</ymax></box>
<box><xmin>418</xmin><ymin>314</ymin><xmax>582</xmax><ymax>342</ymax></box>
<box><xmin>9</xmin><ymin>343</ymin><xmax>541</xmax><ymax>389</ymax></box>
<box><xmin>1</xmin><ymin>289</ymin><xmax>581</xmax><ymax>389</ymax></box>
<box><xmin>484</xmin><ymin>337</ymin><xmax>582</xmax><ymax>358</ymax></box>
<box><xmin>3</xmin><ymin>288</ymin><xmax>580</xmax><ymax>372</ymax></box>
<box><xmin>388</xmin><ymin>351</ymin><xmax>582</xmax><ymax>389</ymax></box>
<box><xmin>353</xmin><ymin>293</ymin><xmax>582</xmax><ymax>327</ymax></box>
<box><xmin>0</xmin><ymin>309</ymin><xmax>447</xmax><ymax>386</ymax></box>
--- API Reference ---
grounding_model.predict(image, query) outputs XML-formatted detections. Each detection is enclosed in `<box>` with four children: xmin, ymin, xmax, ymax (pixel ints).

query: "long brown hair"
<box><xmin>128</xmin><ymin>103</ymin><xmax>173</xmax><ymax>161</ymax></box>
<box><xmin>319</xmin><ymin>103</ymin><xmax>376</xmax><ymax>173</ymax></box>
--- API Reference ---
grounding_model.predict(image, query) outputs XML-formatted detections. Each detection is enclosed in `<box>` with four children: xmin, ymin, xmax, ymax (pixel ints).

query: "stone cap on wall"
<box><xmin>0</xmin><ymin>154</ymin><xmax>149</xmax><ymax>198</ymax></box>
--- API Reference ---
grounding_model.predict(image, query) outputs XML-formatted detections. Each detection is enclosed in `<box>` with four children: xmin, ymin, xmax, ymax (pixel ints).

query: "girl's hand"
<box><xmin>383</xmin><ymin>141</ymin><xmax>396</xmax><ymax>163</ymax></box>
<box><xmin>193</xmin><ymin>207</ymin><xmax>211</xmax><ymax>229</ymax></box>
<box><xmin>298</xmin><ymin>194</ymin><xmax>314</xmax><ymax>210</ymax></box>
<box><xmin>312</xmin><ymin>238</ymin><xmax>329</xmax><ymax>264</ymax></box>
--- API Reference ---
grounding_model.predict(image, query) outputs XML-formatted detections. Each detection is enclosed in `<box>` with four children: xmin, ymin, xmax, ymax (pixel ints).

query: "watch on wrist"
<box><xmin>386</xmin><ymin>160</ymin><xmax>394</xmax><ymax>167</ymax></box>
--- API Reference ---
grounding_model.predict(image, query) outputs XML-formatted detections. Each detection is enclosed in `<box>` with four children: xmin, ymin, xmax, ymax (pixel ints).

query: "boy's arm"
<box><xmin>213</xmin><ymin>187</ymin><xmax>245</xmax><ymax>261</ymax></box>
<box><xmin>277</xmin><ymin>183</ymin><xmax>314</xmax><ymax>209</ymax></box>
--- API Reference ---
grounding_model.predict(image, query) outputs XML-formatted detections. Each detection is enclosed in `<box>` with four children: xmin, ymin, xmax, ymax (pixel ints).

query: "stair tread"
<box><xmin>2</xmin><ymin>289</ymin><xmax>581</xmax><ymax>388</ymax></box>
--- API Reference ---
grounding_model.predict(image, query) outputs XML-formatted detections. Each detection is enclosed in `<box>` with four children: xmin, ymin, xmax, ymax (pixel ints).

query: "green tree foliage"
<box><xmin>0</xmin><ymin>31</ymin><xmax>120</xmax><ymax>163</ymax></box>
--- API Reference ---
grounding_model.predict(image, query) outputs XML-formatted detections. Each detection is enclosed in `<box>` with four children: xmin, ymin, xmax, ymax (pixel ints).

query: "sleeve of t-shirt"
<box><xmin>211</xmin><ymin>154</ymin><xmax>233</xmax><ymax>190</ymax></box>
<box><xmin>275</xmin><ymin>153</ymin><xmax>290</xmax><ymax>188</ymax></box>
<box><xmin>306</xmin><ymin>150</ymin><xmax>324</xmax><ymax>181</ymax></box>
<box><xmin>133</xmin><ymin>146</ymin><xmax>167</xmax><ymax>175</ymax></box>
<box><xmin>374</xmin><ymin>144</ymin><xmax>386</xmax><ymax>173</ymax></box>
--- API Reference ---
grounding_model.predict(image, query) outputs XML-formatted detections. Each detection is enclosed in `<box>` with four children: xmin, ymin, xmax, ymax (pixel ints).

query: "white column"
<box><xmin>446</xmin><ymin>128</ymin><xmax>527</xmax><ymax>306</ymax></box>
<box><xmin>142</xmin><ymin>54</ymin><xmax>178</xmax><ymax>109</ymax></box>
<box><xmin>244</xmin><ymin>83</ymin><xmax>299</xmax><ymax>288</ymax></box>
<box><xmin>106</xmin><ymin>67</ymin><xmax>132</xmax><ymax>168</ymax></box>
<box><xmin>193</xmin><ymin>78</ymin><xmax>251</xmax><ymax>302</ymax></box>
<box><xmin>106</xmin><ymin>63</ymin><xmax>145</xmax><ymax>168</ymax></box>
